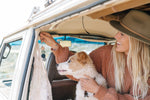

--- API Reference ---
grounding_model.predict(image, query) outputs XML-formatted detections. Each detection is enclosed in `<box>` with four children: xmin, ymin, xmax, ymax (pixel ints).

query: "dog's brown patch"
<box><xmin>77</xmin><ymin>52</ymin><xmax>88</xmax><ymax>65</ymax></box>
<box><xmin>68</xmin><ymin>52</ymin><xmax>92</xmax><ymax>72</ymax></box>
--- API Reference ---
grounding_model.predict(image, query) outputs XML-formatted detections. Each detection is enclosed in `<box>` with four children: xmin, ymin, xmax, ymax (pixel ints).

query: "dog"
<box><xmin>57</xmin><ymin>51</ymin><xmax>107</xmax><ymax>100</ymax></box>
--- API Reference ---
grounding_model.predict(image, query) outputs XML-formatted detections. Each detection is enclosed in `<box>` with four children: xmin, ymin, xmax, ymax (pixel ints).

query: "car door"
<box><xmin>0</xmin><ymin>33</ymin><xmax>24</xmax><ymax>100</ymax></box>
<box><xmin>0</xmin><ymin>28</ymin><xmax>35</xmax><ymax>100</ymax></box>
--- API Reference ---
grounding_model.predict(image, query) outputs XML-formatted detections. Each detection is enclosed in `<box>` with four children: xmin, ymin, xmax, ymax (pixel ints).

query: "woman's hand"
<box><xmin>80</xmin><ymin>75</ymin><xmax>99</xmax><ymax>94</ymax></box>
<box><xmin>40</xmin><ymin>32</ymin><xmax>58</xmax><ymax>49</ymax></box>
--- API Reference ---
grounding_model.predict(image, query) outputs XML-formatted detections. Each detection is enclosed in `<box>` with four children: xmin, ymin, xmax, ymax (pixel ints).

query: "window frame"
<box><xmin>0</xmin><ymin>32</ymin><xmax>24</xmax><ymax>100</ymax></box>
<box><xmin>0</xmin><ymin>28</ymin><xmax>35</xmax><ymax>100</ymax></box>
<box><xmin>0</xmin><ymin>39</ymin><xmax>23</xmax><ymax>99</ymax></box>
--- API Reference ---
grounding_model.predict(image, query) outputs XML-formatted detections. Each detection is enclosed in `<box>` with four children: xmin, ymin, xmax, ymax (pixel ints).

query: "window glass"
<box><xmin>56</xmin><ymin>36</ymin><xmax>104</xmax><ymax>54</ymax></box>
<box><xmin>0</xmin><ymin>40</ymin><xmax>22</xmax><ymax>99</ymax></box>
<box><xmin>69</xmin><ymin>42</ymin><xmax>104</xmax><ymax>54</ymax></box>
<box><xmin>38</xmin><ymin>36</ymin><xmax>104</xmax><ymax>63</ymax></box>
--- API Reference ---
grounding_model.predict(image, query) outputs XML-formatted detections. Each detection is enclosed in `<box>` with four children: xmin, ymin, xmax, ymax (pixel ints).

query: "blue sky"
<box><xmin>0</xmin><ymin>0</ymin><xmax>45</xmax><ymax>36</ymax></box>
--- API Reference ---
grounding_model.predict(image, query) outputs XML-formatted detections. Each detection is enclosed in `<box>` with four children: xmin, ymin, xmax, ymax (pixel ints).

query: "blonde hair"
<box><xmin>112</xmin><ymin>36</ymin><xmax>150</xmax><ymax>100</ymax></box>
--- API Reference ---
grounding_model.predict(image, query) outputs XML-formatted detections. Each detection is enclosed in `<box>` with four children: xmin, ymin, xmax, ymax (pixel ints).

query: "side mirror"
<box><xmin>3</xmin><ymin>44</ymin><xmax>11</xmax><ymax>59</ymax></box>
<box><xmin>60</xmin><ymin>40</ymin><xmax>71</xmax><ymax>47</ymax></box>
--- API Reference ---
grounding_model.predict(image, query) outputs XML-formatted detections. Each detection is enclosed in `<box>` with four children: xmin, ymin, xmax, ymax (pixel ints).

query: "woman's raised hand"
<box><xmin>40</xmin><ymin>32</ymin><xmax>59</xmax><ymax>50</ymax></box>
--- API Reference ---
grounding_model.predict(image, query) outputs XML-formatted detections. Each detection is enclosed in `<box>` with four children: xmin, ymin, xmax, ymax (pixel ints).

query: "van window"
<box><xmin>38</xmin><ymin>36</ymin><xmax>104</xmax><ymax>63</ymax></box>
<box><xmin>0</xmin><ymin>39</ymin><xmax>22</xmax><ymax>99</ymax></box>
<box><xmin>56</xmin><ymin>36</ymin><xmax>105</xmax><ymax>53</ymax></box>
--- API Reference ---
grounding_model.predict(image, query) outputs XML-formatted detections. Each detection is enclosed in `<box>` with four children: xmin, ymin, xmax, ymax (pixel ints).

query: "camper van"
<box><xmin>0</xmin><ymin>0</ymin><xmax>149</xmax><ymax>100</ymax></box>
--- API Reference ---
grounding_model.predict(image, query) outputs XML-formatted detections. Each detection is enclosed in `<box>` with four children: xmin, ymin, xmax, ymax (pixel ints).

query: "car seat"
<box><xmin>46</xmin><ymin>53</ymin><xmax>77</xmax><ymax>100</ymax></box>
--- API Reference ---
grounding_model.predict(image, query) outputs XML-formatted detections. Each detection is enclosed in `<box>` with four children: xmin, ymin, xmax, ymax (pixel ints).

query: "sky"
<box><xmin>0</xmin><ymin>0</ymin><xmax>45</xmax><ymax>37</ymax></box>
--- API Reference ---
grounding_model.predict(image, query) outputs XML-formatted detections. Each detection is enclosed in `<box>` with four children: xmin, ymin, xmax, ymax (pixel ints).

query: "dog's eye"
<box><xmin>68</xmin><ymin>60</ymin><xmax>71</xmax><ymax>63</ymax></box>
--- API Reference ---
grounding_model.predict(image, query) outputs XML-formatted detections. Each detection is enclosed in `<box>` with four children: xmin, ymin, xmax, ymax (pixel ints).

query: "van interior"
<box><xmin>36</xmin><ymin>2</ymin><xmax>150</xmax><ymax>100</ymax></box>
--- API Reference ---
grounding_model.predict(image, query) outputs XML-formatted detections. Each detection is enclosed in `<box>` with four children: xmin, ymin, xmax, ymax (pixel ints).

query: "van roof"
<box><xmin>3</xmin><ymin>0</ymin><xmax>150</xmax><ymax>40</ymax></box>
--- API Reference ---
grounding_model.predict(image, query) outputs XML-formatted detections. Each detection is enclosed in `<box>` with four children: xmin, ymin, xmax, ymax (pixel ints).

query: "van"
<box><xmin>0</xmin><ymin>0</ymin><xmax>149</xmax><ymax>100</ymax></box>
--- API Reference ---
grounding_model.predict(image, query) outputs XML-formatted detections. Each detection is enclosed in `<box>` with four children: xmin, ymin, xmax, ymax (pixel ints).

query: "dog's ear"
<box><xmin>77</xmin><ymin>52</ymin><xmax>88</xmax><ymax>65</ymax></box>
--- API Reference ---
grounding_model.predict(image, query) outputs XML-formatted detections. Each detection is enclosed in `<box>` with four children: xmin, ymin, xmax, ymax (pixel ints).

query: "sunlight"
<box><xmin>0</xmin><ymin>0</ymin><xmax>45</xmax><ymax>35</ymax></box>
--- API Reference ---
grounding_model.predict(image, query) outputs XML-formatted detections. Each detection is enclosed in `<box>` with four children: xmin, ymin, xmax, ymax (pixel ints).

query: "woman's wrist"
<box><xmin>51</xmin><ymin>43</ymin><xmax>59</xmax><ymax>51</ymax></box>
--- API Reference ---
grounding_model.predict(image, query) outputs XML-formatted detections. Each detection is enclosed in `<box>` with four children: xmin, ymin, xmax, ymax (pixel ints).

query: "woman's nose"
<box><xmin>114</xmin><ymin>32</ymin><xmax>120</xmax><ymax>40</ymax></box>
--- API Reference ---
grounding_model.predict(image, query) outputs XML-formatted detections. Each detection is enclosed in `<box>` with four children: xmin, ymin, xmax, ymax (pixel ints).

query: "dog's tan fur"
<box><xmin>57</xmin><ymin>51</ymin><xmax>107</xmax><ymax>100</ymax></box>
<box><xmin>69</xmin><ymin>52</ymin><xmax>92</xmax><ymax>72</ymax></box>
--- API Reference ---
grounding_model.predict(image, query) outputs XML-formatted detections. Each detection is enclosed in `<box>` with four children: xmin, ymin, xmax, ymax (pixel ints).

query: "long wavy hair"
<box><xmin>112</xmin><ymin>36</ymin><xmax>150</xmax><ymax>100</ymax></box>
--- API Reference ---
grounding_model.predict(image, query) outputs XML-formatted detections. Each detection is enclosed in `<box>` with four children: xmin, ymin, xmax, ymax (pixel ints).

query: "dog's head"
<box><xmin>57</xmin><ymin>51</ymin><xmax>93</xmax><ymax>76</ymax></box>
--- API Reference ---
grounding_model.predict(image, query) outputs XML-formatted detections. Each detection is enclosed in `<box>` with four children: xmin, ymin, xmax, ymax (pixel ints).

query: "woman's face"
<box><xmin>114</xmin><ymin>32</ymin><xmax>129</xmax><ymax>55</ymax></box>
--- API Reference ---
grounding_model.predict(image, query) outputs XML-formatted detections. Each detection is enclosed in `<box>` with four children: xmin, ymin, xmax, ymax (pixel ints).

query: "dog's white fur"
<box><xmin>57</xmin><ymin>51</ymin><xmax>107</xmax><ymax>100</ymax></box>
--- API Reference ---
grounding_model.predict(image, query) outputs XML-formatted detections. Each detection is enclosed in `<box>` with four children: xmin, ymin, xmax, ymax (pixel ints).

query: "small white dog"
<box><xmin>57</xmin><ymin>51</ymin><xmax>107</xmax><ymax>100</ymax></box>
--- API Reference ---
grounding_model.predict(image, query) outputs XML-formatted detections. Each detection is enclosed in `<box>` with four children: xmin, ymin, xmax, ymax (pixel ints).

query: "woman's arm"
<box><xmin>40</xmin><ymin>32</ymin><xmax>78</xmax><ymax>81</ymax></box>
<box><xmin>80</xmin><ymin>76</ymin><xmax>150</xmax><ymax>100</ymax></box>
<box><xmin>40</xmin><ymin>32</ymin><xmax>75</xmax><ymax>63</ymax></box>
<box><xmin>94</xmin><ymin>85</ymin><xmax>150</xmax><ymax>100</ymax></box>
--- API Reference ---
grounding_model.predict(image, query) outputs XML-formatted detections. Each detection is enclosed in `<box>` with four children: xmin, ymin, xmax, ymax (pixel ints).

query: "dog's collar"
<box><xmin>84</xmin><ymin>91</ymin><xmax>88</xmax><ymax>97</ymax></box>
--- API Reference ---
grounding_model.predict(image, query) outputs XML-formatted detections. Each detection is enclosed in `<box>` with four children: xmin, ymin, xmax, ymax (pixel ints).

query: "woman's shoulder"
<box><xmin>93</xmin><ymin>45</ymin><xmax>113</xmax><ymax>53</ymax></box>
<box><xmin>89</xmin><ymin>45</ymin><xmax>113</xmax><ymax>57</ymax></box>
<box><xmin>100</xmin><ymin>45</ymin><xmax>113</xmax><ymax>49</ymax></box>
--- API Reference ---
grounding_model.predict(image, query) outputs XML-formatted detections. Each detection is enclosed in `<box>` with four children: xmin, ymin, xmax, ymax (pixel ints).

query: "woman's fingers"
<box><xmin>40</xmin><ymin>34</ymin><xmax>50</xmax><ymax>40</ymax></box>
<box><xmin>39</xmin><ymin>32</ymin><xmax>58</xmax><ymax>48</ymax></box>
<box><xmin>40</xmin><ymin>36</ymin><xmax>45</xmax><ymax>42</ymax></box>
<box><xmin>80</xmin><ymin>76</ymin><xmax>99</xmax><ymax>93</ymax></box>
<box><xmin>40</xmin><ymin>32</ymin><xmax>51</xmax><ymax>38</ymax></box>
<box><xmin>40</xmin><ymin>36</ymin><xmax>48</xmax><ymax>43</ymax></box>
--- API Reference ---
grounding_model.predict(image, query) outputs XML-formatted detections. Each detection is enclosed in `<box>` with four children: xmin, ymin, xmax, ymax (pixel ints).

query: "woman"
<box><xmin>40</xmin><ymin>10</ymin><xmax>150</xmax><ymax>100</ymax></box>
